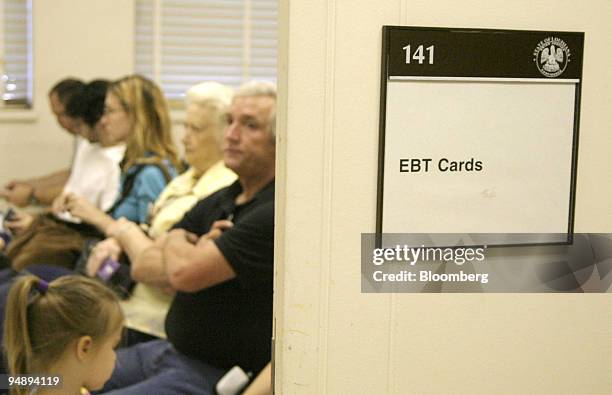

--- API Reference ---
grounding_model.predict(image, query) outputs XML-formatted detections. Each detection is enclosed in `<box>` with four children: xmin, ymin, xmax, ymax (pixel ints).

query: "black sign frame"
<box><xmin>376</xmin><ymin>26</ymin><xmax>584</xmax><ymax>248</ymax></box>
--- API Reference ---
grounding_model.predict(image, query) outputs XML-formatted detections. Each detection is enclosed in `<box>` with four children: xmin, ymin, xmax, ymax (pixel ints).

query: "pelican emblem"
<box><xmin>533</xmin><ymin>37</ymin><xmax>570</xmax><ymax>78</ymax></box>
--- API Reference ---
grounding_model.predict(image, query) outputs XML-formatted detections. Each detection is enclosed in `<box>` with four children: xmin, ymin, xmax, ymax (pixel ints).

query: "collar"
<box><xmin>218</xmin><ymin>179</ymin><xmax>275</xmax><ymax>217</ymax></box>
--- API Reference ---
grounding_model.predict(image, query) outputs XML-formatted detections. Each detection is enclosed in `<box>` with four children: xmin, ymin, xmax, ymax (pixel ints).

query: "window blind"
<box><xmin>1</xmin><ymin>0</ymin><xmax>31</xmax><ymax>107</ymax></box>
<box><xmin>135</xmin><ymin>0</ymin><xmax>277</xmax><ymax>101</ymax></box>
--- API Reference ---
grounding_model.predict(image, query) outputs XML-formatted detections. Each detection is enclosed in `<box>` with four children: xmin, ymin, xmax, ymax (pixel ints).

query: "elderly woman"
<box><xmin>5</xmin><ymin>75</ymin><xmax>180</xmax><ymax>270</ymax></box>
<box><xmin>86</xmin><ymin>82</ymin><xmax>236</xmax><ymax>338</ymax></box>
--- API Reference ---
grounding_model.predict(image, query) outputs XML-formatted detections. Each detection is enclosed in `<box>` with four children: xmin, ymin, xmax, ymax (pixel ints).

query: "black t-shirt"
<box><xmin>165</xmin><ymin>180</ymin><xmax>274</xmax><ymax>374</ymax></box>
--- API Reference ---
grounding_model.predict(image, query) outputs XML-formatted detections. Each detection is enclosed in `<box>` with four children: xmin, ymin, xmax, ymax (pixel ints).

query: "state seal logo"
<box><xmin>533</xmin><ymin>37</ymin><xmax>571</xmax><ymax>78</ymax></box>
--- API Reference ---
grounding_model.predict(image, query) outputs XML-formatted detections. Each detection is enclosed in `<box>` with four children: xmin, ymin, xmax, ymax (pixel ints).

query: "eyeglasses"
<box><xmin>103</xmin><ymin>106</ymin><xmax>125</xmax><ymax>116</ymax></box>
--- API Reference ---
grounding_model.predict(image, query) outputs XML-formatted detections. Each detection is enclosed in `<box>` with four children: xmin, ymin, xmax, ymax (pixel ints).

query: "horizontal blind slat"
<box><xmin>135</xmin><ymin>0</ymin><xmax>277</xmax><ymax>95</ymax></box>
<box><xmin>2</xmin><ymin>0</ymin><xmax>31</xmax><ymax>106</ymax></box>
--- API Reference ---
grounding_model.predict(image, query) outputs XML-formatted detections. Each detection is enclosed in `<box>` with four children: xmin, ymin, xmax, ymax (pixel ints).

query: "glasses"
<box><xmin>103</xmin><ymin>106</ymin><xmax>125</xmax><ymax>116</ymax></box>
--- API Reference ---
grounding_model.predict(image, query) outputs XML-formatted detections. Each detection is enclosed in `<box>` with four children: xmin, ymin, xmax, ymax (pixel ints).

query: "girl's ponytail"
<box><xmin>3</xmin><ymin>274</ymin><xmax>122</xmax><ymax>395</ymax></box>
<box><xmin>3</xmin><ymin>276</ymin><xmax>44</xmax><ymax>394</ymax></box>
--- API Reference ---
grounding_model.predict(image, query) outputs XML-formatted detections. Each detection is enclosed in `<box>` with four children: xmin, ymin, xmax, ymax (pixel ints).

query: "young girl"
<box><xmin>3</xmin><ymin>275</ymin><xmax>124</xmax><ymax>394</ymax></box>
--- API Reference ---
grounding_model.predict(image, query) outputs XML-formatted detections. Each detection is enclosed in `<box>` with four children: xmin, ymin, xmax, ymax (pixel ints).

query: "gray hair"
<box><xmin>186</xmin><ymin>82</ymin><xmax>233</xmax><ymax>139</ymax></box>
<box><xmin>234</xmin><ymin>80</ymin><xmax>277</xmax><ymax>138</ymax></box>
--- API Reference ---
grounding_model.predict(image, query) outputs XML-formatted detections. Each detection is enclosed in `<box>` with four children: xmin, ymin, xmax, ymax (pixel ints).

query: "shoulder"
<box><xmin>134</xmin><ymin>162</ymin><xmax>176</xmax><ymax>182</ymax></box>
<box><xmin>187</xmin><ymin>182</ymin><xmax>237</xmax><ymax>217</ymax></box>
<box><xmin>240</xmin><ymin>198</ymin><xmax>274</xmax><ymax>224</ymax></box>
<box><xmin>190</xmin><ymin>184</ymin><xmax>233</xmax><ymax>213</ymax></box>
<box><xmin>193</xmin><ymin>163</ymin><xmax>237</xmax><ymax>196</ymax></box>
<box><xmin>206</xmin><ymin>161</ymin><xmax>236</xmax><ymax>179</ymax></box>
<box><xmin>137</xmin><ymin>164</ymin><xmax>167</xmax><ymax>179</ymax></box>
<box><xmin>232</xmin><ymin>201</ymin><xmax>274</xmax><ymax>235</ymax></box>
<box><xmin>74</xmin><ymin>136</ymin><xmax>90</xmax><ymax>151</ymax></box>
<box><xmin>124</xmin><ymin>164</ymin><xmax>174</xmax><ymax>197</ymax></box>
<box><xmin>169</xmin><ymin>167</ymin><xmax>196</xmax><ymax>187</ymax></box>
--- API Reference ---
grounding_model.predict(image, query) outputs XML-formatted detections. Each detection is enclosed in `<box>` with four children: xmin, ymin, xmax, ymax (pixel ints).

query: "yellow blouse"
<box><xmin>147</xmin><ymin>160</ymin><xmax>237</xmax><ymax>238</ymax></box>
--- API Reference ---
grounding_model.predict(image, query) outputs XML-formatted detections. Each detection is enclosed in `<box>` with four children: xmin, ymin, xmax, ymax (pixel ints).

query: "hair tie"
<box><xmin>35</xmin><ymin>280</ymin><xmax>49</xmax><ymax>295</ymax></box>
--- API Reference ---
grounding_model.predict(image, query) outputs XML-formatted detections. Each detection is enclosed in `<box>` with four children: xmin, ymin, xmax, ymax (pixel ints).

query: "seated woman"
<box><xmin>58</xmin><ymin>74</ymin><xmax>181</xmax><ymax>227</ymax></box>
<box><xmin>86</xmin><ymin>82</ymin><xmax>236</xmax><ymax>338</ymax></box>
<box><xmin>4</xmin><ymin>75</ymin><xmax>181</xmax><ymax>271</ymax></box>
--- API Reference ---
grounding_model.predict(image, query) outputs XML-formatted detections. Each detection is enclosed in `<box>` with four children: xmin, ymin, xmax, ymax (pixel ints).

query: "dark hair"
<box><xmin>48</xmin><ymin>78</ymin><xmax>85</xmax><ymax>105</ymax></box>
<box><xmin>65</xmin><ymin>79</ymin><xmax>110</xmax><ymax>127</ymax></box>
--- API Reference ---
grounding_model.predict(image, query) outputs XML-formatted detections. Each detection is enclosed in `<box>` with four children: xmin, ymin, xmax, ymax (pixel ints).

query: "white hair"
<box><xmin>185</xmin><ymin>82</ymin><xmax>233</xmax><ymax>139</ymax></box>
<box><xmin>235</xmin><ymin>81</ymin><xmax>277</xmax><ymax>138</ymax></box>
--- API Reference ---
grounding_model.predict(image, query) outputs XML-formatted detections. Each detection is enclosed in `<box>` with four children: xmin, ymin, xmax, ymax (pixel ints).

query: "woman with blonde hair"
<box><xmin>58</xmin><ymin>74</ymin><xmax>181</xmax><ymax>228</ymax></box>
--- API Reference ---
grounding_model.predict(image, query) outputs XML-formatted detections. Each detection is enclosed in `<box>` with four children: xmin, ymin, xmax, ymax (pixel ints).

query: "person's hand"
<box><xmin>85</xmin><ymin>238</ymin><xmax>122</xmax><ymax>277</ymax></box>
<box><xmin>2</xmin><ymin>179</ymin><xmax>27</xmax><ymax>191</ymax></box>
<box><xmin>3</xmin><ymin>180</ymin><xmax>17</xmax><ymax>190</ymax></box>
<box><xmin>62</xmin><ymin>193</ymin><xmax>101</xmax><ymax>223</ymax></box>
<box><xmin>4</xmin><ymin>211</ymin><xmax>34</xmax><ymax>235</ymax></box>
<box><xmin>0</xmin><ymin>183</ymin><xmax>33</xmax><ymax>207</ymax></box>
<box><xmin>51</xmin><ymin>193</ymin><xmax>68</xmax><ymax>214</ymax></box>
<box><xmin>199</xmin><ymin>219</ymin><xmax>233</xmax><ymax>243</ymax></box>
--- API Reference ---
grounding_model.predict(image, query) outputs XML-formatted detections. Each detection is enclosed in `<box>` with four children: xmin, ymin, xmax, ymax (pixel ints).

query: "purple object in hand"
<box><xmin>97</xmin><ymin>258</ymin><xmax>120</xmax><ymax>281</ymax></box>
<box><xmin>0</xmin><ymin>232</ymin><xmax>10</xmax><ymax>246</ymax></box>
<box><xmin>4</xmin><ymin>209</ymin><xmax>16</xmax><ymax>222</ymax></box>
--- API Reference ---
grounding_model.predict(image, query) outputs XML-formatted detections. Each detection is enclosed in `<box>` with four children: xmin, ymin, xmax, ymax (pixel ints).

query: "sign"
<box><xmin>376</xmin><ymin>26</ymin><xmax>584</xmax><ymax>247</ymax></box>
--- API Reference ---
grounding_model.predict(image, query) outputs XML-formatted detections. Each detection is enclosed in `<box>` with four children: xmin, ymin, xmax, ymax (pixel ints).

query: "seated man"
<box><xmin>3</xmin><ymin>80</ymin><xmax>126</xmax><ymax>236</ymax></box>
<box><xmin>1</xmin><ymin>78</ymin><xmax>85</xmax><ymax>206</ymax></box>
<box><xmin>100</xmin><ymin>81</ymin><xmax>276</xmax><ymax>395</ymax></box>
<box><xmin>54</xmin><ymin>79</ymin><xmax>126</xmax><ymax>217</ymax></box>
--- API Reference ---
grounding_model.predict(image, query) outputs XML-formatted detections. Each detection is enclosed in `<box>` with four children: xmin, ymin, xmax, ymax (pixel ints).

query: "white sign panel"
<box><xmin>376</xmin><ymin>27</ymin><xmax>584</xmax><ymax>245</ymax></box>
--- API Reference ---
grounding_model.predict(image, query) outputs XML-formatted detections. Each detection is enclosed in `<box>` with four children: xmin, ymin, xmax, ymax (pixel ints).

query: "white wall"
<box><xmin>276</xmin><ymin>0</ymin><xmax>612</xmax><ymax>394</ymax></box>
<box><xmin>0</xmin><ymin>0</ymin><xmax>134</xmax><ymax>184</ymax></box>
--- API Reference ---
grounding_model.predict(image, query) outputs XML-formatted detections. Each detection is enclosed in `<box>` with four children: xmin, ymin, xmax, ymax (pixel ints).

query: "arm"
<box><xmin>83</xmin><ymin>219</ymin><xmax>156</xmax><ymax>279</ymax></box>
<box><xmin>5</xmin><ymin>168</ymin><xmax>70</xmax><ymax>190</ymax></box>
<box><xmin>164</xmin><ymin>197</ymin><xmax>274</xmax><ymax>292</ymax></box>
<box><xmin>85</xmin><ymin>237</ymin><xmax>123</xmax><ymax>277</ymax></box>
<box><xmin>130</xmin><ymin>195</ymin><xmax>211</xmax><ymax>288</ymax></box>
<box><xmin>2</xmin><ymin>170</ymin><xmax>70</xmax><ymax>207</ymax></box>
<box><xmin>4</xmin><ymin>211</ymin><xmax>35</xmax><ymax>236</ymax></box>
<box><xmin>131</xmin><ymin>233</ymin><xmax>173</xmax><ymax>287</ymax></box>
<box><xmin>83</xmin><ymin>209</ymin><xmax>113</xmax><ymax>233</ymax></box>
<box><xmin>106</xmin><ymin>218</ymin><xmax>155</xmax><ymax>263</ymax></box>
<box><xmin>0</xmin><ymin>184</ymin><xmax>33</xmax><ymax>207</ymax></box>
<box><xmin>27</xmin><ymin>168</ymin><xmax>71</xmax><ymax>188</ymax></box>
<box><xmin>62</xmin><ymin>193</ymin><xmax>113</xmax><ymax>233</ymax></box>
<box><xmin>242</xmin><ymin>363</ymin><xmax>272</xmax><ymax>395</ymax></box>
<box><xmin>32</xmin><ymin>181</ymin><xmax>67</xmax><ymax>205</ymax></box>
<box><xmin>163</xmin><ymin>223</ymin><xmax>236</xmax><ymax>293</ymax></box>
